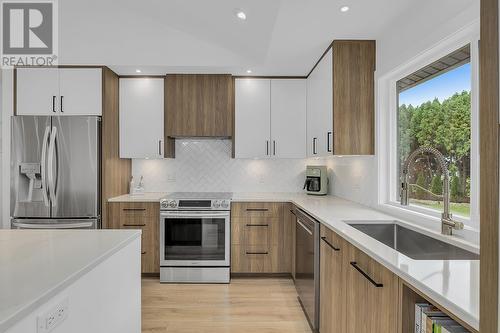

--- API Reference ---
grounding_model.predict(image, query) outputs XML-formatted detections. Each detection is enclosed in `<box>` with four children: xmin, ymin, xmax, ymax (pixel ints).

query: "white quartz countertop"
<box><xmin>107</xmin><ymin>191</ymin><xmax>480</xmax><ymax>330</ymax></box>
<box><xmin>0</xmin><ymin>230</ymin><xmax>141</xmax><ymax>332</ymax></box>
<box><xmin>108</xmin><ymin>192</ymin><xmax>167</xmax><ymax>202</ymax></box>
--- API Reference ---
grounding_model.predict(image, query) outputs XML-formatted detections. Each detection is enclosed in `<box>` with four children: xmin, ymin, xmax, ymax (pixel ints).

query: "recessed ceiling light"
<box><xmin>235</xmin><ymin>10</ymin><xmax>246</xmax><ymax>20</ymax></box>
<box><xmin>135</xmin><ymin>69</ymin><xmax>142</xmax><ymax>73</ymax></box>
<box><xmin>246</xmin><ymin>69</ymin><xmax>252</xmax><ymax>74</ymax></box>
<box><xmin>340</xmin><ymin>5</ymin><xmax>350</xmax><ymax>12</ymax></box>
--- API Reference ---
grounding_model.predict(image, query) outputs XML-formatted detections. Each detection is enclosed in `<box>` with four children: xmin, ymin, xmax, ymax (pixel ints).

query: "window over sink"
<box><xmin>377</xmin><ymin>25</ymin><xmax>479</xmax><ymax>230</ymax></box>
<box><xmin>397</xmin><ymin>45</ymin><xmax>472</xmax><ymax>218</ymax></box>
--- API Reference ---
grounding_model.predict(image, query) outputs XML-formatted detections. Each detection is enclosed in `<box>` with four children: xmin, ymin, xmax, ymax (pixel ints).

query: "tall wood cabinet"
<box><xmin>332</xmin><ymin>40</ymin><xmax>376</xmax><ymax>155</ymax></box>
<box><xmin>165</xmin><ymin>74</ymin><xmax>233</xmax><ymax>137</ymax></box>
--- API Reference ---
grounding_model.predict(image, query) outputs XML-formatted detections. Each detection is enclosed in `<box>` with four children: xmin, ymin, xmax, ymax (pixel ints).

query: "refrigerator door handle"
<box><xmin>40</xmin><ymin>126</ymin><xmax>51</xmax><ymax>207</ymax></box>
<box><xmin>47</xmin><ymin>126</ymin><xmax>58</xmax><ymax>206</ymax></box>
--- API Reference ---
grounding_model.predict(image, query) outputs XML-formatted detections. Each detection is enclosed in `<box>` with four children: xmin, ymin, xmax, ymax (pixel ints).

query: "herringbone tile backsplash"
<box><xmin>132</xmin><ymin>139</ymin><xmax>334</xmax><ymax>193</ymax></box>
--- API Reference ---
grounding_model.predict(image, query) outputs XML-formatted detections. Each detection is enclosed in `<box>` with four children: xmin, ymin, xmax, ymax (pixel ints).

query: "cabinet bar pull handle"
<box><xmin>321</xmin><ymin>236</ymin><xmax>340</xmax><ymax>251</ymax></box>
<box><xmin>246</xmin><ymin>208</ymin><xmax>269</xmax><ymax>212</ymax></box>
<box><xmin>273</xmin><ymin>140</ymin><xmax>276</xmax><ymax>156</ymax></box>
<box><xmin>122</xmin><ymin>208</ymin><xmax>146</xmax><ymax>211</ymax></box>
<box><xmin>350</xmin><ymin>262</ymin><xmax>384</xmax><ymax>288</ymax></box>
<box><xmin>327</xmin><ymin>132</ymin><xmax>332</xmax><ymax>153</ymax></box>
<box><xmin>159</xmin><ymin>140</ymin><xmax>162</xmax><ymax>156</ymax></box>
<box><xmin>266</xmin><ymin>140</ymin><xmax>269</xmax><ymax>156</ymax></box>
<box><xmin>290</xmin><ymin>209</ymin><xmax>296</xmax><ymax>216</ymax></box>
<box><xmin>123</xmin><ymin>223</ymin><xmax>146</xmax><ymax>227</ymax></box>
<box><xmin>246</xmin><ymin>224</ymin><xmax>269</xmax><ymax>227</ymax></box>
<box><xmin>313</xmin><ymin>138</ymin><xmax>318</xmax><ymax>155</ymax></box>
<box><xmin>141</xmin><ymin>251</ymin><xmax>146</xmax><ymax>255</ymax></box>
<box><xmin>60</xmin><ymin>96</ymin><xmax>64</xmax><ymax>113</ymax></box>
<box><xmin>246</xmin><ymin>252</ymin><xmax>268</xmax><ymax>255</ymax></box>
<box><xmin>52</xmin><ymin>96</ymin><xmax>56</xmax><ymax>112</ymax></box>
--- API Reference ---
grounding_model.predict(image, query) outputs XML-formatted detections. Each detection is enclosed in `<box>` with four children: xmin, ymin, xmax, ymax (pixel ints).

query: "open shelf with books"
<box><xmin>399</xmin><ymin>281</ymin><xmax>477</xmax><ymax>333</ymax></box>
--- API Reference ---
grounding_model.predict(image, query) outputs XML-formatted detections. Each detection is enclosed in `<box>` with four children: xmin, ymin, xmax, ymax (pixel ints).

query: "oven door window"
<box><xmin>164</xmin><ymin>217</ymin><xmax>226</xmax><ymax>261</ymax></box>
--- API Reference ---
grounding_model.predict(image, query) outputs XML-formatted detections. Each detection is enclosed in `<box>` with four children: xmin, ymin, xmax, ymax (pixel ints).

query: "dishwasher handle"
<box><xmin>297</xmin><ymin>219</ymin><xmax>313</xmax><ymax>235</ymax></box>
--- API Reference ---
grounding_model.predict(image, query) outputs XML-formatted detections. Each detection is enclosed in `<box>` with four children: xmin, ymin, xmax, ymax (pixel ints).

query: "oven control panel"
<box><xmin>160</xmin><ymin>199</ymin><xmax>231</xmax><ymax>211</ymax></box>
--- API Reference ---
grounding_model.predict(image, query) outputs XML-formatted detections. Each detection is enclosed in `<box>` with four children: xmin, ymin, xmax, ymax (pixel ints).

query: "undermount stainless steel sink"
<box><xmin>348</xmin><ymin>222</ymin><xmax>479</xmax><ymax>260</ymax></box>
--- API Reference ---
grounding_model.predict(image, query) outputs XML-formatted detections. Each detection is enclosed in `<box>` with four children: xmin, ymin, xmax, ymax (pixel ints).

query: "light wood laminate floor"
<box><xmin>142</xmin><ymin>277</ymin><xmax>312</xmax><ymax>333</ymax></box>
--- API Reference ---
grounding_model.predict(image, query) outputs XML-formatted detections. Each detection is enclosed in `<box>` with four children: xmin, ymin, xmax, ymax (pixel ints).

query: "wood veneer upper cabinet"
<box><xmin>332</xmin><ymin>40</ymin><xmax>375</xmax><ymax>155</ymax></box>
<box><xmin>165</xmin><ymin>74</ymin><xmax>233</xmax><ymax>137</ymax></box>
<box><xmin>344</xmin><ymin>240</ymin><xmax>398</xmax><ymax>333</ymax></box>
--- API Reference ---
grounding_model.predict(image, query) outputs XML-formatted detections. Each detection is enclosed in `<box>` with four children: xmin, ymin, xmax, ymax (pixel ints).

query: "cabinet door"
<box><xmin>119</xmin><ymin>78</ymin><xmax>164</xmax><ymax>158</ymax></box>
<box><xmin>59</xmin><ymin>68</ymin><xmax>102</xmax><ymax>115</ymax></box>
<box><xmin>270</xmin><ymin>79</ymin><xmax>306</xmax><ymax>158</ymax></box>
<box><xmin>306</xmin><ymin>48</ymin><xmax>333</xmax><ymax>157</ymax></box>
<box><xmin>345</xmin><ymin>241</ymin><xmax>398</xmax><ymax>333</ymax></box>
<box><xmin>16</xmin><ymin>68</ymin><xmax>59</xmax><ymax>115</ymax></box>
<box><xmin>234</xmin><ymin>79</ymin><xmax>271</xmax><ymax>158</ymax></box>
<box><xmin>332</xmin><ymin>41</ymin><xmax>375</xmax><ymax>155</ymax></box>
<box><xmin>319</xmin><ymin>225</ymin><xmax>345</xmax><ymax>333</ymax></box>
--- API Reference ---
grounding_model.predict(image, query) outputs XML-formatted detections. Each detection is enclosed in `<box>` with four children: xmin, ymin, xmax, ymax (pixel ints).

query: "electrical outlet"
<box><xmin>37</xmin><ymin>298</ymin><xmax>69</xmax><ymax>333</ymax></box>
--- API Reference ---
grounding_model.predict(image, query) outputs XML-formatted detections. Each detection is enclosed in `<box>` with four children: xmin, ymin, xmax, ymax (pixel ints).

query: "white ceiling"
<box><xmin>58</xmin><ymin>0</ymin><xmax>476</xmax><ymax>76</ymax></box>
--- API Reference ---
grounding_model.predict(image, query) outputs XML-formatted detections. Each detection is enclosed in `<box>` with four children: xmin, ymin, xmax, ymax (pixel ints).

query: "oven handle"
<box><xmin>161</xmin><ymin>211</ymin><xmax>230</xmax><ymax>218</ymax></box>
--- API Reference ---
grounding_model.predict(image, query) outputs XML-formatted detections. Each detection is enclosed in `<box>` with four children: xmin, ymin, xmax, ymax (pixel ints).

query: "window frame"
<box><xmin>377</xmin><ymin>22</ymin><xmax>479</xmax><ymax>230</ymax></box>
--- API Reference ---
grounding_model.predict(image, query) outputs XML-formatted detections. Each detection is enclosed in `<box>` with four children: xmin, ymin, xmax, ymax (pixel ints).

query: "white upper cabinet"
<box><xmin>307</xmin><ymin>48</ymin><xmax>333</xmax><ymax>157</ymax></box>
<box><xmin>235</xmin><ymin>79</ymin><xmax>271</xmax><ymax>158</ymax></box>
<box><xmin>119</xmin><ymin>78</ymin><xmax>164</xmax><ymax>159</ymax></box>
<box><xmin>270</xmin><ymin>79</ymin><xmax>306</xmax><ymax>158</ymax></box>
<box><xmin>16</xmin><ymin>67</ymin><xmax>102</xmax><ymax>116</ymax></box>
<box><xmin>16</xmin><ymin>68</ymin><xmax>59</xmax><ymax>115</ymax></box>
<box><xmin>234</xmin><ymin>78</ymin><xmax>306</xmax><ymax>159</ymax></box>
<box><xmin>59</xmin><ymin>69</ymin><xmax>102</xmax><ymax>115</ymax></box>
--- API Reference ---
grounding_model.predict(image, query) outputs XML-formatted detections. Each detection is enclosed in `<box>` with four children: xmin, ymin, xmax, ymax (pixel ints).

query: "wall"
<box><xmin>133</xmin><ymin>139</ymin><xmax>325</xmax><ymax>193</ymax></box>
<box><xmin>328</xmin><ymin>1</ymin><xmax>480</xmax><ymax>210</ymax></box>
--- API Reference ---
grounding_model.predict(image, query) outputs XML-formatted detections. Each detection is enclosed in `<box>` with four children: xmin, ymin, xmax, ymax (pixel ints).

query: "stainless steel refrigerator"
<box><xmin>10</xmin><ymin>116</ymin><xmax>100</xmax><ymax>229</ymax></box>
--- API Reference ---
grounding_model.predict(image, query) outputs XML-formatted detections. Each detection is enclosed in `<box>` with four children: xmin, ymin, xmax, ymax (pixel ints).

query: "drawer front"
<box><xmin>231</xmin><ymin>217</ymin><xmax>280</xmax><ymax>246</ymax></box>
<box><xmin>231</xmin><ymin>245</ymin><xmax>273</xmax><ymax>273</ymax></box>
<box><xmin>231</xmin><ymin>202</ymin><xmax>283</xmax><ymax>218</ymax></box>
<box><xmin>119</xmin><ymin>202</ymin><xmax>157</xmax><ymax>222</ymax></box>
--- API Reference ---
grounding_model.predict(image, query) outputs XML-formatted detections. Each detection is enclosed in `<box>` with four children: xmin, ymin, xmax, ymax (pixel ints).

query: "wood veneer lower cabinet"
<box><xmin>231</xmin><ymin>202</ymin><xmax>292</xmax><ymax>273</ymax></box>
<box><xmin>107</xmin><ymin>202</ymin><xmax>159</xmax><ymax>274</ymax></box>
<box><xmin>344</xmin><ymin>240</ymin><xmax>398</xmax><ymax>333</ymax></box>
<box><xmin>319</xmin><ymin>225</ymin><xmax>345</xmax><ymax>333</ymax></box>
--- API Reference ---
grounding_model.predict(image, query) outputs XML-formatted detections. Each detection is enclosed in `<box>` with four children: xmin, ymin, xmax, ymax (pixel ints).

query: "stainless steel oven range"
<box><xmin>159</xmin><ymin>192</ymin><xmax>231</xmax><ymax>283</ymax></box>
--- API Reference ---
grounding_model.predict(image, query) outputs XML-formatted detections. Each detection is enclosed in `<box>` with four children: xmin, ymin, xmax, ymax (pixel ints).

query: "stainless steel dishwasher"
<box><xmin>294</xmin><ymin>208</ymin><xmax>319</xmax><ymax>331</ymax></box>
